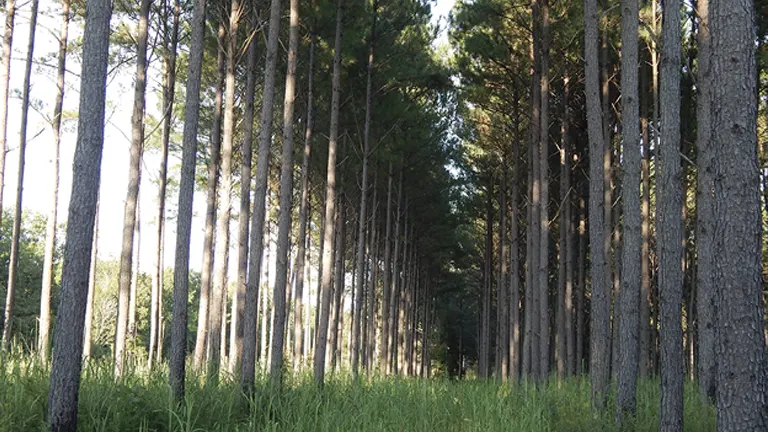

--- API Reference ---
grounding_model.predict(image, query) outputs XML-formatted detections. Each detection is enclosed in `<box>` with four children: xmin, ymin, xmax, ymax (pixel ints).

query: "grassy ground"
<box><xmin>0</xmin><ymin>356</ymin><xmax>715</xmax><ymax>432</ymax></box>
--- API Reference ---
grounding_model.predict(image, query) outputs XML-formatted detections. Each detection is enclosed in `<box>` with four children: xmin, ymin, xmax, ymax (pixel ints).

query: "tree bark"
<box><xmin>271</xmin><ymin>0</ymin><xmax>299</xmax><ymax>384</ymax></box>
<box><xmin>585</xmin><ymin>0</ymin><xmax>610</xmax><ymax>407</ymax></box>
<box><xmin>39</xmin><ymin>0</ymin><xmax>70</xmax><ymax>362</ymax></box>
<box><xmin>537</xmin><ymin>0</ymin><xmax>550</xmax><ymax>382</ymax></box>
<box><xmin>694</xmin><ymin>0</ymin><xmax>715</xmax><ymax>403</ymax></box>
<box><xmin>150</xmin><ymin>0</ymin><xmax>179</xmax><ymax>370</ymax></box>
<box><xmin>242</xmin><ymin>0</ymin><xmax>283</xmax><ymax>391</ymax></box>
<box><xmin>313</xmin><ymin>0</ymin><xmax>344</xmax><ymax>386</ymax></box>
<box><xmin>615</xmin><ymin>0</ymin><xmax>641</xmax><ymax>418</ymax></box>
<box><xmin>193</xmin><ymin>21</ymin><xmax>225</xmax><ymax>370</ymax></box>
<box><xmin>509</xmin><ymin>88</ymin><xmax>521</xmax><ymax>380</ymax></box>
<box><xmin>46</xmin><ymin>0</ymin><xmax>111</xmax><ymax>426</ymax></box>
<box><xmin>556</xmin><ymin>75</ymin><xmax>570</xmax><ymax>381</ymax></box>
<box><xmin>388</xmin><ymin>170</ymin><xmax>404</xmax><ymax>375</ymax></box>
<box><xmin>658</xmin><ymin>0</ymin><xmax>684</xmax><ymax>425</ymax></box>
<box><xmin>639</xmin><ymin>59</ymin><xmax>651</xmax><ymax>378</ymax></box>
<box><xmin>114</xmin><ymin>0</ymin><xmax>151</xmax><ymax>377</ymax></box>
<box><xmin>711</xmin><ymin>0</ymin><xmax>768</xmax><ymax>427</ymax></box>
<box><xmin>0</xmin><ymin>0</ymin><xmax>15</xmax><ymax>256</ymax></box>
<box><xmin>292</xmin><ymin>35</ymin><xmax>315</xmax><ymax>372</ymax></box>
<box><xmin>169</xmin><ymin>0</ymin><xmax>206</xmax><ymax>402</ymax></box>
<box><xmin>83</xmin><ymin>202</ymin><xmax>99</xmax><ymax>361</ymax></box>
<box><xmin>380</xmin><ymin>162</ymin><xmax>394</xmax><ymax>373</ymax></box>
<box><xmin>2</xmin><ymin>0</ymin><xmax>37</xmax><ymax>351</ymax></box>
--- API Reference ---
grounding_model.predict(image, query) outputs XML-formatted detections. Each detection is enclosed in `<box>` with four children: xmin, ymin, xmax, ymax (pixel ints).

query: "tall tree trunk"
<box><xmin>46</xmin><ymin>0</ymin><xmax>111</xmax><ymax>425</ymax></box>
<box><xmin>694</xmin><ymin>0</ymin><xmax>715</xmax><ymax>403</ymax></box>
<box><xmin>615</xmin><ymin>0</ymin><xmax>641</xmax><ymax>418</ymax></box>
<box><xmin>242</xmin><ymin>0</ymin><xmax>283</xmax><ymax>392</ymax></box>
<box><xmin>329</xmin><ymin>201</ymin><xmax>344</xmax><ymax>371</ymax></box>
<box><xmin>353</xmin><ymin>6</ymin><xmax>377</xmax><ymax>375</ymax></box>
<box><xmin>271</xmin><ymin>0</ymin><xmax>299</xmax><ymax>384</ymax></box>
<box><xmin>128</xmin><ymin>199</ymin><xmax>141</xmax><ymax>341</ymax></box>
<box><xmin>293</xmin><ymin>35</ymin><xmax>315</xmax><ymax>372</ymax></box>
<box><xmin>388</xmin><ymin>171</ymin><xmax>404</xmax><ymax>375</ymax></box>
<box><xmin>169</xmin><ymin>0</ymin><xmax>206</xmax><ymax>402</ymax></box>
<box><xmin>114</xmin><ymin>0</ymin><xmax>151</xmax><ymax>377</ymax></box>
<box><xmin>659</xmin><ymin>0</ymin><xmax>684</xmax><ymax>425</ymax></box>
<box><xmin>1</xmin><ymin>0</ymin><xmax>37</xmax><ymax>351</ymax></box>
<box><xmin>365</xmin><ymin>179</ymin><xmax>379</xmax><ymax>373</ymax></box>
<box><xmin>509</xmin><ymin>88</ymin><xmax>521</xmax><ymax>380</ymax></box>
<box><xmin>380</xmin><ymin>162</ymin><xmax>394</xmax><ymax>373</ymax></box>
<box><xmin>498</xmin><ymin>156</ymin><xmax>508</xmax><ymax>381</ymax></box>
<box><xmin>576</xmin><ymin>195</ymin><xmax>586</xmax><ymax>373</ymax></box>
<box><xmin>193</xmin><ymin>22</ymin><xmax>225</xmax><ymax>370</ymax></box>
<box><xmin>209</xmin><ymin>0</ymin><xmax>242</xmax><ymax>382</ymax></box>
<box><xmin>711</xmin><ymin>0</ymin><xmax>767</xmax><ymax>427</ymax></box>
<box><xmin>150</xmin><ymin>0</ymin><xmax>179</xmax><ymax>370</ymax></box>
<box><xmin>556</xmin><ymin>76</ymin><xmax>570</xmax><ymax>381</ymax></box>
<box><xmin>39</xmin><ymin>0</ymin><xmax>70</xmax><ymax>362</ymax></box>
<box><xmin>585</xmin><ymin>0</ymin><xmax>610</xmax><ymax>407</ymax></box>
<box><xmin>639</xmin><ymin>58</ymin><xmax>651</xmax><ymax>378</ymax></box>
<box><xmin>479</xmin><ymin>180</ymin><xmax>492</xmax><ymax>379</ymax></box>
<box><xmin>314</xmin><ymin>0</ymin><xmax>344</xmax><ymax>385</ymax></box>
<box><xmin>0</xmin><ymin>0</ymin><xmax>16</xmax><ymax>254</ymax></box>
<box><xmin>537</xmin><ymin>0</ymin><xmax>550</xmax><ymax>382</ymax></box>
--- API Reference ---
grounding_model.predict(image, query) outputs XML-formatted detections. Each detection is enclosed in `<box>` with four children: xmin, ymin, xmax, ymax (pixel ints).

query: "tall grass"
<box><xmin>0</xmin><ymin>355</ymin><xmax>714</xmax><ymax>431</ymax></box>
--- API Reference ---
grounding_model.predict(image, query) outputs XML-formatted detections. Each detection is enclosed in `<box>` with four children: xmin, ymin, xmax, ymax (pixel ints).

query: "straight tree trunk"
<box><xmin>658</xmin><ymin>0</ymin><xmax>684</xmax><ymax>424</ymax></box>
<box><xmin>509</xmin><ymin>88</ymin><xmax>521</xmax><ymax>380</ymax></box>
<box><xmin>83</xmin><ymin>203</ymin><xmax>99</xmax><ymax>361</ymax></box>
<box><xmin>0</xmin><ymin>0</ymin><xmax>16</xmax><ymax>254</ymax></box>
<box><xmin>710</xmin><ymin>0</ymin><xmax>768</xmax><ymax>427</ymax></box>
<box><xmin>242</xmin><ymin>0</ymin><xmax>283</xmax><ymax>391</ymax></box>
<box><xmin>193</xmin><ymin>22</ymin><xmax>225</xmax><ymax>370</ymax></box>
<box><xmin>615</xmin><ymin>0</ymin><xmax>641</xmax><ymax>418</ymax></box>
<box><xmin>313</xmin><ymin>0</ymin><xmax>345</xmax><ymax>386</ymax></box>
<box><xmin>293</xmin><ymin>35</ymin><xmax>315</xmax><ymax>372</ymax></box>
<box><xmin>329</xmin><ymin>202</ymin><xmax>344</xmax><ymax>371</ymax></box>
<box><xmin>388</xmin><ymin>171</ymin><xmax>404</xmax><ymax>375</ymax></box>
<box><xmin>230</xmin><ymin>7</ymin><xmax>258</xmax><ymax>375</ymax></box>
<box><xmin>114</xmin><ymin>0</ymin><xmax>151</xmax><ymax>377</ymax></box>
<box><xmin>537</xmin><ymin>0</ymin><xmax>550</xmax><ymax>381</ymax></box>
<box><xmin>353</xmin><ymin>7</ymin><xmax>377</xmax><ymax>375</ymax></box>
<box><xmin>498</xmin><ymin>156</ymin><xmax>508</xmax><ymax>381</ymax></box>
<box><xmin>39</xmin><ymin>0</ymin><xmax>70</xmax><ymax>362</ymax></box>
<box><xmin>271</xmin><ymin>0</ymin><xmax>300</xmax><ymax>384</ymax></box>
<box><xmin>46</xmin><ymin>0</ymin><xmax>111</xmax><ymax>426</ymax></box>
<box><xmin>150</xmin><ymin>0</ymin><xmax>179</xmax><ymax>370</ymax></box>
<box><xmin>2</xmin><ymin>0</ymin><xmax>37</xmax><ymax>351</ymax></box>
<box><xmin>694</xmin><ymin>0</ymin><xmax>715</xmax><ymax>403</ymax></box>
<box><xmin>556</xmin><ymin>76</ymin><xmax>570</xmax><ymax>381</ymax></box>
<box><xmin>576</xmin><ymin>196</ymin><xmax>586</xmax><ymax>373</ymax></box>
<box><xmin>128</xmin><ymin>199</ymin><xmax>141</xmax><ymax>341</ymax></box>
<box><xmin>639</xmin><ymin>60</ymin><xmax>651</xmax><ymax>378</ymax></box>
<box><xmin>209</xmin><ymin>0</ymin><xmax>242</xmax><ymax>381</ymax></box>
<box><xmin>380</xmin><ymin>162</ymin><xmax>394</xmax><ymax>373</ymax></box>
<box><xmin>585</xmin><ymin>0</ymin><xmax>610</xmax><ymax>407</ymax></box>
<box><xmin>169</xmin><ymin>0</ymin><xmax>206</xmax><ymax>402</ymax></box>
<box><xmin>365</xmin><ymin>176</ymin><xmax>379</xmax><ymax>373</ymax></box>
<box><xmin>479</xmin><ymin>181</ymin><xmax>492</xmax><ymax>378</ymax></box>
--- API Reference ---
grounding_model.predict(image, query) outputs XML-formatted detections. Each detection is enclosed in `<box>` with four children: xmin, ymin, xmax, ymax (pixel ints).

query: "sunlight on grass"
<box><xmin>0</xmin><ymin>355</ymin><xmax>715</xmax><ymax>431</ymax></box>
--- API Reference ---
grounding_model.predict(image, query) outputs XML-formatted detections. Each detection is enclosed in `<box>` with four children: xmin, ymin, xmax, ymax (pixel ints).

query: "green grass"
<box><xmin>0</xmin><ymin>356</ymin><xmax>715</xmax><ymax>432</ymax></box>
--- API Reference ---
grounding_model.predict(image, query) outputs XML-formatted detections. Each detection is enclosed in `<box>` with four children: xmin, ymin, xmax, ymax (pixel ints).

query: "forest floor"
<box><xmin>0</xmin><ymin>356</ymin><xmax>714</xmax><ymax>432</ymax></box>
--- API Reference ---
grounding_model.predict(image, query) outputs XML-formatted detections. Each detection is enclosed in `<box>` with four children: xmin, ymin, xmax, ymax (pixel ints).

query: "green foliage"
<box><xmin>0</xmin><ymin>357</ymin><xmax>715</xmax><ymax>431</ymax></box>
<box><xmin>0</xmin><ymin>210</ymin><xmax>62</xmax><ymax>350</ymax></box>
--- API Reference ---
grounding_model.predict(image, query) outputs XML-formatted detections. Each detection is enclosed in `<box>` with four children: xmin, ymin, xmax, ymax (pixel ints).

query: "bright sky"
<box><xmin>5</xmin><ymin>0</ymin><xmax>456</xmax><ymax>276</ymax></box>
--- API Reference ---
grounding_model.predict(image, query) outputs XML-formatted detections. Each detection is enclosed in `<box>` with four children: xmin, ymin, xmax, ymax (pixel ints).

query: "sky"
<box><xmin>4</xmin><ymin>0</ymin><xmax>456</xmax><ymax>277</ymax></box>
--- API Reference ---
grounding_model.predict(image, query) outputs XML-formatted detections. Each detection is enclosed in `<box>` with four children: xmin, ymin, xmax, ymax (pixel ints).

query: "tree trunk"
<box><xmin>209</xmin><ymin>0</ymin><xmax>241</xmax><ymax>382</ymax></box>
<box><xmin>711</xmin><ymin>0</ymin><xmax>767</xmax><ymax>427</ymax></box>
<box><xmin>498</xmin><ymin>155</ymin><xmax>508</xmax><ymax>381</ymax></box>
<box><xmin>576</xmin><ymin>196</ymin><xmax>586</xmax><ymax>374</ymax></box>
<box><xmin>39</xmin><ymin>0</ymin><xmax>70</xmax><ymax>362</ymax></box>
<box><xmin>537</xmin><ymin>0</ymin><xmax>550</xmax><ymax>382</ymax></box>
<box><xmin>128</xmin><ymin>199</ymin><xmax>141</xmax><ymax>342</ymax></box>
<box><xmin>193</xmin><ymin>21</ymin><xmax>225</xmax><ymax>370</ymax></box>
<box><xmin>242</xmin><ymin>0</ymin><xmax>283</xmax><ymax>391</ymax></box>
<box><xmin>169</xmin><ymin>0</ymin><xmax>205</xmax><ymax>402</ymax></box>
<box><xmin>329</xmin><ymin>201</ymin><xmax>344</xmax><ymax>371</ymax></box>
<box><xmin>1</xmin><ymin>0</ymin><xmax>37</xmax><ymax>351</ymax></box>
<box><xmin>46</xmin><ymin>0</ymin><xmax>111</xmax><ymax>426</ymax></box>
<box><xmin>509</xmin><ymin>88</ymin><xmax>521</xmax><ymax>380</ymax></box>
<box><xmin>639</xmin><ymin>59</ymin><xmax>651</xmax><ymax>378</ymax></box>
<box><xmin>380</xmin><ymin>162</ymin><xmax>394</xmax><ymax>373</ymax></box>
<box><xmin>388</xmin><ymin>170</ymin><xmax>404</xmax><ymax>375</ymax></box>
<box><xmin>658</xmin><ymin>0</ymin><xmax>684</xmax><ymax>424</ymax></box>
<box><xmin>585</xmin><ymin>0</ymin><xmax>610</xmax><ymax>407</ymax></box>
<box><xmin>615</xmin><ymin>0</ymin><xmax>641</xmax><ymax>418</ymax></box>
<box><xmin>114</xmin><ymin>0</ymin><xmax>151</xmax><ymax>377</ymax></box>
<box><xmin>229</xmin><ymin>8</ymin><xmax>257</xmax><ymax>376</ymax></box>
<box><xmin>292</xmin><ymin>35</ymin><xmax>315</xmax><ymax>372</ymax></box>
<box><xmin>270</xmin><ymin>0</ymin><xmax>299</xmax><ymax>384</ymax></box>
<box><xmin>694</xmin><ymin>0</ymin><xmax>715</xmax><ymax>403</ymax></box>
<box><xmin>313</xmin><ymin>0</ymin><xmax>344</xmax><ymax>386</ymax></box>
<box><xmin>556</xmin><ymin>76</ymin><xmax>569</xmax><ymax>381</ymax></box>
<box><xmin>149</xmin><ymin>0</ymin><xmax>179</xmax><ymax>370</ymax></box>
<box><xmin>0</xmin><ymin>0</ymin><xmax>16</xmax><ymax>258</ymax></box>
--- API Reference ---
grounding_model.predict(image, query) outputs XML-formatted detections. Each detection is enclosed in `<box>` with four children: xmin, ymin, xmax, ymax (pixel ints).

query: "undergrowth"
<box><xmin>0</xmin><ymin>355</ymin><xmax>715</xmax><ymax>431</ymax></box>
